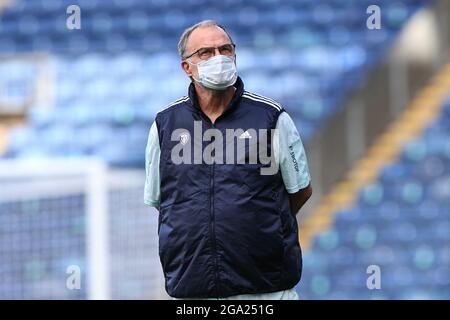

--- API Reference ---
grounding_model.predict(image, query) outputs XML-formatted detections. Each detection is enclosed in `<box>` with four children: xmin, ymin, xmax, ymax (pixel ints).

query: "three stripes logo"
<box><xmin>238</xmin><ymin>130</ymin><xmax>252</xmax><ymax>139</ymax></box>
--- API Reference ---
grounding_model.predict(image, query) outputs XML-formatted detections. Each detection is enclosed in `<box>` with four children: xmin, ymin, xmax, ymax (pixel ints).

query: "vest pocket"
<box><xmin>159</xmin><ymin>189</ymin><xmax>204</xmax><ymax>210</ymax></box>
<box><xmin>248</xmin><ymin>213</ymin><xmax>284</xmax><ymax>284</ymax></box>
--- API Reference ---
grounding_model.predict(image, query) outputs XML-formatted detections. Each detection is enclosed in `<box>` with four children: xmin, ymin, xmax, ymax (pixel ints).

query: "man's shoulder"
<box><xmin>241</xmin><ymin>90</ymin><xmax>284</xmax><ymax>113</ymax></box>
<box><xmin>156</xmin><ymin>96</ymin><xmax>190</xmax><ymax>117</ymax></box>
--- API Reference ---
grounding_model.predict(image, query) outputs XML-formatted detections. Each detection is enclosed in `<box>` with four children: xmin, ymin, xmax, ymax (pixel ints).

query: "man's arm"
<box><xmin>289</xmin><ymin>183</ymin><xmax>312</xmax><ymax>215</ymax></box>
<box><xmin>144</xmin><ymin>121</ymin><xmax>161</xmax><ymax>209</ymax></box>
<box><xmin>275</xmin><ymin>111</ymin><xmax>312</xmax><ymax>215</ymax></box>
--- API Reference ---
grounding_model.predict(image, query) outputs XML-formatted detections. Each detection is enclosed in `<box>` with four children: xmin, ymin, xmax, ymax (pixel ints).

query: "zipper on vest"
<box><xmin>200</xmin><ymin>119</ymin><xmax>219</xmax><ymax>298</ymax></box>
<box><xmin>208</xmin><ymin>121</ymin><xmax>219</xmax><ymax>298</ymax></box>
<box><xmin>197</xmin><ymin>110</ymin><xmax>220</xmax><ymax>297</ymax></box>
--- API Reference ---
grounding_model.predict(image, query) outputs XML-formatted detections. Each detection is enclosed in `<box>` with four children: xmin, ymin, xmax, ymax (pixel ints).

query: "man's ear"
<box><xmin>181</xmin><ymin>60</ymin><xmax>192</xmax><ymax>77</ymax></box>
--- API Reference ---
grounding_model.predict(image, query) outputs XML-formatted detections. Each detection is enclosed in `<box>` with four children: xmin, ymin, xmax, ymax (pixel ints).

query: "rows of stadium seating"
<box><xmin>0</xmin><ymin>0</ymin><xmax>430</xmax><ymax>166</ymax></box>
<box><xmin>0</xmin><ymin>0</ymin><xmax>424</xmax><ymax>50</ymax></box>
<box><xmin>297</xmin><ymin>97</ymin><xmax>450</xmax><ymax>300</ymax></box>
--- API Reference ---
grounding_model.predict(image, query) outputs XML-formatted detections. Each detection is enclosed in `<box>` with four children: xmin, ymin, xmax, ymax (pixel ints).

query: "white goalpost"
<box><xmin>0</xmin><ymin>157</ymin><xmax>167</xmax><ymax>300</ymax></box>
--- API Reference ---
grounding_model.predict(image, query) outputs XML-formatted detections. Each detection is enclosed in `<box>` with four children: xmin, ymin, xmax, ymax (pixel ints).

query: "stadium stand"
<box><xmin>0</xmin><ymin>0</ymin><xmax>431</xmax><ymax>166</ymax></box>
<box><xmin>1</xmin><ymin>0</ymin><xmax>448</xmax><ymax>300</ymax></box>
<box><xmin>298</xmin><ymin>61</ymin><xmax>450</xmax><ymax>299</ymax></box>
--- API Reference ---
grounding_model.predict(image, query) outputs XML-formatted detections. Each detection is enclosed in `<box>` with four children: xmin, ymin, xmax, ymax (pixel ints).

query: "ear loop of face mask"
<box><xmin>186</xmin><ymin>59</ymin><xmax>202</xmax><ymax>83</ymax></box>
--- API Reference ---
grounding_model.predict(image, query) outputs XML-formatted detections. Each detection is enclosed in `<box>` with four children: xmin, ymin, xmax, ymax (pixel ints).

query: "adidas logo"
<box><xmin>238</xmin><ymin>130</ymin><xmax>252</xmax><ymax>139</ymax></box>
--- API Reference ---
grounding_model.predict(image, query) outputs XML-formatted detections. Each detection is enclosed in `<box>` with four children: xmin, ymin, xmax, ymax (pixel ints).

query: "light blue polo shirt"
<box><xmin>144</xmin><ymin>111</ymin><xmax>311</xmax><ymax>207</ymax></box>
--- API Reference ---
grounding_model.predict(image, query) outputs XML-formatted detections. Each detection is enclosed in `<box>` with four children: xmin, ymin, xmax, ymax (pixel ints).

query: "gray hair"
<box><xmin>178</xmin><ymin>20</ymin><xmax>234</xmax><ymax>59</ymax></box>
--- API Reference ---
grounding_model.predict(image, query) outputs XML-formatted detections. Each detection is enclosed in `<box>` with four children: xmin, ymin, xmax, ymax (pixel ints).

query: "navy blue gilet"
<box><xmin>154</xmin><ymin>77</ymin><xmax>302</xmax><ymax>298</ymax></box>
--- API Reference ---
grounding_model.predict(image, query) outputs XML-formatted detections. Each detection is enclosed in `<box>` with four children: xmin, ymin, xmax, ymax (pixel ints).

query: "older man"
<box><xmin>144</xmin><ymin>20</ymin><xmax>312</xmax><ymax>299</ymax></box>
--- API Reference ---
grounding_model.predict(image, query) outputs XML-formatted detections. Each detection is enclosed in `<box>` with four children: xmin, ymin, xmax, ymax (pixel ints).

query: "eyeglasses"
<box><xmin>184</xmin><ymin>43</ymin><xmax>236</xmax><ymax>60</ymax></box>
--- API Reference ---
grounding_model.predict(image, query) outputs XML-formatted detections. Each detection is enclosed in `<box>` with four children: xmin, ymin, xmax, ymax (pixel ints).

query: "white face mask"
<box><xmin>188</xmin><ymin>55</ymin><xmax>238</xmax><ymax>91</ymax></box>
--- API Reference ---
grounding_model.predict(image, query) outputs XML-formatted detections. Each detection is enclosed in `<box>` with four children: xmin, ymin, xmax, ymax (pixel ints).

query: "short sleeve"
<box><xmin>144</xmin><ymin>121</ymin><xmax>161</xmax><ymax>206</ymax></box>
<box><xmin>275</xmin><ymin>112</ymin><xmax>311</xmax><ymax>194</ymax></box>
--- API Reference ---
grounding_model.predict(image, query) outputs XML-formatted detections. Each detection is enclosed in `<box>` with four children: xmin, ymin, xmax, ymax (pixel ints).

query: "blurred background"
<box><xmin>0</xmin><ymin>0</ymin><xmax>449</xmax><ymax>299</ymax></box>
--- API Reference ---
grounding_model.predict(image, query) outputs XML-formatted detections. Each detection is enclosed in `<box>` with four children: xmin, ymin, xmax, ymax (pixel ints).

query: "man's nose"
<box><xmin>212</xmin><ymin>47</ymin><xmax>221</xmax><ymax>56</ymax></box>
